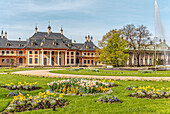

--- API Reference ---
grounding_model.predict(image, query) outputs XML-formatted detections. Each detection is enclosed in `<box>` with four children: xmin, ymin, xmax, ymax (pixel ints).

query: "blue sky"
<box><xmin>0</xmin><ymin>0</ymin><xmax>169</xmax><ymax>45</ymax></box>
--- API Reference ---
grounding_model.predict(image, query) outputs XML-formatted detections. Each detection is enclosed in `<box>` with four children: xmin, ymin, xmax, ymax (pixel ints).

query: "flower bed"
<box><xmin>7</xmin><ymin>90</ymin><xmax>25</xmax><ymax>97</ymax></box>
<box><xmin>96</xmin><ymin>95</ymin><xmax>122</xmax><ymax>103</ymax></box>
<box><xmin>129</xmin><ymin>86</ymin><xmax>170</xmax><ymax>99</ymax></box>
<box><xmin>4</xmin><ymin>92</ymin><xmax>69</xmax><ymax>113</ymax></box>
<box><xmin>47</xmin><ymin>79</ymin><xmax>118</xmax><ymax>95</ymax></box>
<box><xmin>1</xmin><ymin>82</ymin><xmax>41</xmax><ymax>91</ymax></box>
<box><xmin>125</xmin><ymin>85</ymin><xmax>138</xmax><ymax>90</ymax></box>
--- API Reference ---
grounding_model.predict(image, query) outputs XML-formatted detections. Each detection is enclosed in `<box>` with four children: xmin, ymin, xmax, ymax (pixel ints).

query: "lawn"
<box><xmin>0</xmin><ymin>67</ymin><xmax>61</xmax><ymax>73</ymax></box>
<box><xmin>50</xmin><ymin>68</ymin><xmax>170</xmax><ymax>77</ymax></box>
<box><xmin>0</xmin><ymin>71</ymin><xmax>170</xmax><ymax>113</ymax></box>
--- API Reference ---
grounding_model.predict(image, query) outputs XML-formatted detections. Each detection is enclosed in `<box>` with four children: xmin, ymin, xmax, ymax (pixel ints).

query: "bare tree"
<box><xmin>122</xmin><ymin>24</ymin><xmax>152</xmax><ymax>66</ymax></box>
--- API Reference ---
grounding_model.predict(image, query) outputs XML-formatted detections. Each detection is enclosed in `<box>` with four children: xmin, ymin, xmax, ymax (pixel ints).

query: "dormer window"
<box><xmin>41</xmin><ymin>42</ymin><xmax>44</xmax><ymax>46</ymax></box>
<box><xmin>19</xmin><ymin>44</ymin><xmax>24</xmax><ymax>47</ymax></box>
<box><xmin>6</xmin><ymin>43</ymin><xmax>11</xmax><ymax>46</ymax></box>
<box><xmin>93</xmin><ymin>46</ymin><xmax>95</xmax><ymax>49</ymax></box>
<box><xmin>31</xmin><ymin>41</ymin><xmax>37</xmax><ymax>46</ymax></box>
<box><xmin>86</xmin><ymin>46</ymin><xmax>88</xmax><ymax>49</ymax></box>
<box><xmin>53</xmin><ymin>42</ymin><xmax>58</xmax><ymax>46</ymax></box>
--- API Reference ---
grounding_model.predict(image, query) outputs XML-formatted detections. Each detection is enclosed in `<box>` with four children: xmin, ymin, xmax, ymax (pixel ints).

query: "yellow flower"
<box><xmin>59</xmin><ymin>94</ymin><xmax>63</xmax><ymax>98</ymax></box>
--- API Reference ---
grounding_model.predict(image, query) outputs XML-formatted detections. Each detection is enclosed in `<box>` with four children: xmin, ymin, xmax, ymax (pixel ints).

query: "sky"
<box><xmin>0</xmin><ymin>0</ymin><xmax>169</xmax><ymax>46</ymax></box>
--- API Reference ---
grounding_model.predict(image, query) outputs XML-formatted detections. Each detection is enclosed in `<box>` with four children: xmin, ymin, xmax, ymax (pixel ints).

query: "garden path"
<box><xmin>11</xmin><ymin>69</ymin><xmax>170</xmax><ymax>81</ymax></box>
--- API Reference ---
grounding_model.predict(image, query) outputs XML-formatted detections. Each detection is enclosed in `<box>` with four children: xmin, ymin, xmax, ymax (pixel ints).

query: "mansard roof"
<box><xmin>0</xmin><ymin>28</ymin><xmax>98</xmax><ymax>50</ymax></box>
<box><xmin>79</xmin><ymin>40</ymin><xmax>97</xmax><ymax>51</ymax></box>
<box><xmin>30</xmin><ymin>32</ymin><xmax>70</xmax><ymax>41</ymax></box>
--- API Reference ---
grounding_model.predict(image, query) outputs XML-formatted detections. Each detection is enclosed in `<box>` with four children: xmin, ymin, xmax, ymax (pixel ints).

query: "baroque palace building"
<box><xmin>0</xmin><ymin>25</ymin><xmax>100</xmax><ymax>67</ymax></box>
<box><xmin>127</xmin><ymin>39</ymin><xmax>170</xmax><ymax>66</ymax></box>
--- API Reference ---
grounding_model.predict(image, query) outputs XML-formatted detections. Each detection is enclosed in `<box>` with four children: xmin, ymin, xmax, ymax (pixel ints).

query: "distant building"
<box><xmin>127</xmin><ymin>39</ymin><xmax>170</xmax><ymax>66</ymax></box>
<box><xmin>0</xmin><ymin>25</ymin><xmax>101</xmax><ymax>67</ymax></box>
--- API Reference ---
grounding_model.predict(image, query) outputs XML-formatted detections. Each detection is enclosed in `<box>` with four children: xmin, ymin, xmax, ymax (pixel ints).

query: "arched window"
<box><xmin>19</xmin><ymin>58</ymin><xmax>23</xmax><ymax>64</ymax></box>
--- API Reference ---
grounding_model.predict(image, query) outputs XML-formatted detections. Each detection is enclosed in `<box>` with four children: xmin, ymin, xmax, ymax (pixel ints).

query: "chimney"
<box><xmin>85</xmin><ymin>36</ymin><xmax>87</xmax><ymax>42</ymax></box>
<box><xmin>48</xmin><ymin>25</ymin><xmax>51</xmax><ymax>34</ymax></box>
<box><xmin>35</xmin><ymin>24</ymin><xmax>38</xmax><ymax>33</ymax></box>
<box><xmin>74</xmin><ymin>40</ymin><xmax>76</xmax><ymax>43</ymax></box>
<box><xmin>88</xmin><ymin>35</ymin><xmax>90</xmax><ymax>42</ymax></box>
<box><xmin>19</xmin><ymin>37</ymin><xmax>21</xmax><ymax>41</ymax></box>
<box><xmin>48</xmin><ymin>21</ymin><xmax>51</xmax><ymax>34</ymax></box>
<box><xmin>1</xmin><ymin>30</ymin><xmax>3</xmax><ymax>38</ymax></box>
<box><xmin>5</xmin><ymin>31</ymin><xmax>7</xmax><ymax>39</ymax></box>
<box><xmin>91</xmin><ymin>36</ymin><xmax>93</xmax><ymax>42</ymax></box>
<box><xmin>164</xmin><ymin>39</ymin><xmax>166</xmax><ymax>43</ymax></box>
<box><xmin>60</xmin><ymin>25</ymin><xmax>63</xmax><ymax>35</ymax></box>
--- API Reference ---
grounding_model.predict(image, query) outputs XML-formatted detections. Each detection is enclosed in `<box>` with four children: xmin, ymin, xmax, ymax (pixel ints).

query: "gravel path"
<box><xmin>11</xmin><ymin>69</ymin><xmax>170</xmax><ymax>81</ymax></box>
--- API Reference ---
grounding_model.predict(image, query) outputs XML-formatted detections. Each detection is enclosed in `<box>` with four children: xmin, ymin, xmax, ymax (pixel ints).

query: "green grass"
<box><xmin>50</xmin><ymin>69</ymin><xmax>170</xmax><ymax>77</ymax></box>
<box><xmin>0</xmin><ymin>72</ymin><xmax>170</xmax><ymax>113</ymax></box>
<box><xmin>0</xmin><ymin>67</ymin><xmax>61</xmax><ymax>73</ymax></box>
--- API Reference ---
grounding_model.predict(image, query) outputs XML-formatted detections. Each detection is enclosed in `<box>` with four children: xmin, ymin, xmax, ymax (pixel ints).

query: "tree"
<box><xmin>121</xmin><ymin>24</ymin><xmax>152</xmax><ymax>66</ymax></box>
<box><xmin>97</xmin><ymin>33</ymin><xmax>129</xmax><ymax>67</ymax></box>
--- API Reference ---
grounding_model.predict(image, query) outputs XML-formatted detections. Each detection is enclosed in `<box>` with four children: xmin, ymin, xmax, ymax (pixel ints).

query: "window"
<box><xmin>129</xmin><ymin>59</ymin><xmax>132</xmax><ymax>65</ymax></box>
<box><xmin>71</xmin><ymin>52</ymin><xmax>74</xmax><ymax>55</ymax></box>
<box><xmin>35</xmin><ymin>51</ymin><xmax>38</xmax><ymax>54</ymax></box>
<box><xmin>1</xmin><ymin>59</ymin><xmax>4</xmax><ymax>63</ymax></box>
<box><xmin>76</xmin><ymin>52</ymin><xmax>79</xmax><ymax>55</ymax></box>
<box><xmin>88</xmin><ymin>60</ymin><xmax>90</xmax><ymax>64</ymax></box>
<box><xmin>99</xmin><ymin>62</ymin><xmax>101</xmax><ymax>64</ymax></box>
<box><xmin>91</xmin><ymin>60</ymin><xmax>94</xmax><ymax>65</ymax></box>
<box><xmin>19</xmin><ymin>51</ymin><xmax>23</xmax><ymax>55</ymax></box>
<box><xmin>67</xmin><ymin>52</ymin><xmax>69</xmax><ymax>55</ymax></box>
<box><xmin>44</xmin><ymin>51</ymin><xmax>47</xmax><ymax>54</ymax></box>
<box><xmin>29</xmin><ymin>58</ymin><xmax>32</xmax><ymax>64</ymax></box>
<box><xmin>6</xmin><ymin>59</ymin><xmax>9</xmax><ymax>63</ymax></box>
<box><xmin>141</xmin><ymin>59</ymin><xmax>143</xmax><ymax>66</ymax></box>
<box><xmin>6</xmin><ymin>51</ymin><xmax>9</xmax><ymax>54</ymax></box>
<box><xmin>2</xmin><ymin>51</ymin><xmax>4</xmax><ymax>55</ymax></box>
<box><xmin>52</xmin><ymin>51</ymin><xmax>54</xmax><ymax>55</ymax></box>
<box><xmin>91</xmin><ymin>53</ymin><xmax>93</xmax><ymax>56</ymax></box>
<box><xmin>71</xmin><ymin>59</ymin><xmax>74</xmax><ymax>64</ymax></box>
<box><xmin>29</xmin><ymin>51</ymin><xmax>32</xmax><ymax>54</ymax></box>
<box><xmin>84</xmin><ymin>53</ymin><xmax>86</xmax><ymax>56</ymax></box>
<box><xmin>145</xmin><ymin>59</ymin><xmax>147</xmax><ymax>65</ymax></box>
<box><xmin>67</xmin><ymin>59</ymin><xmax>69</xmax><ymax>64</ymax></box>
<box><xmin>134</xmin><ymin>59</ymin><xmax>136</xmax><ymax>65</ymax></box>
<box><xmin>11</xmin><ymin>51</ymin><xmax>14</xmax><ymax>54</ymax></box>
<box><xmin>84</xmin><ymin>60</ymin><xmax>86</xmax><ymax>64</ymax></box>
<box><xmin>35</xmin><ymin>58</ymin><xmax>38</xmax><ymax>64</ymax></box>
<box><xmin>149</xmin><ymin>59</ymin><xmax>152</xmax><ymax>65</ymax></box>
<box><xmin>88</xmin><ymin>53</ymin><xmax>90</xmax><ymax>56</ymax></box>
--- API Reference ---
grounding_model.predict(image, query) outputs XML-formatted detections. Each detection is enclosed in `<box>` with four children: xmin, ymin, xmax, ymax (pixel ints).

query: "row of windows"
<box><xmin>84</xmin><ymin>53</ymin><xmax>94</xmax><ymax>56</ymax></box>
<box><xmin>29</xmin><ymin>51</ymin><xmax>38</xmax><ymax>54</ymax></box>
<box><xmin>84</xmin><ymin>60</ymin><xmax>100</xmax><ymax>64</ymax></box>
<box><xmin>129</xmin><ymin>59</ymin><xmax>152</xmax><ymax>65</ymax></box>
<box><xmin>29</xmin><ymin>58</ymin><xmax>38</xmax><ymax>64</ymax></box>
<box><xmin>67</xmin><ymin>59</ymin><xmax>74</xmax><ymax>64</ymax></box>
<box><xmin>1</xmin><ymin>51</ymin><xmax>23</xmax><ymax>55</ymax></box>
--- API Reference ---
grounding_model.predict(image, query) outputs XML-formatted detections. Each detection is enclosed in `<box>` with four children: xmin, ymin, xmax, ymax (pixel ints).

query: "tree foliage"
<box><xmin>98</xmin><ymin>24</ymin><xmax>152</xmax><ymax>67</ymax></box>
<box><xmin>97</xmin><ymin>33</ymin><xmax>129</xmax><ymax>67</ymax></box>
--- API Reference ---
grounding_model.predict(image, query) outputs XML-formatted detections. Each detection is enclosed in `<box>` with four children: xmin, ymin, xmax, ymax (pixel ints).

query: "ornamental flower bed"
<box><xmin>7</xmin><ymin>90</ymin><xmax>25</xmax><ymax>97</ymax></box>
<box><xmin>47</xmin><ymin>79</ymin><xmax>118</xmax><ymax>95</ymax></box>
<box><xmin>4</xmin><ymin>92</ymin><xmax>69</xmax><ymax>113</ymax></box>
<box><xmin>129</xmin><ymin>86</ymin><xmax>170</xmax><ymax>99</ymax></box>
<box><xmin>125</xmin><ymin>85</ymin><xmax>138</xmax><ymax>90</ymax></box>
<box><xmin>1</xmin><ymin>82</ymin><xmax>41</xmax><ymax>91</ymax></box>
<box><xmin>96</xmin><ymin>95</ymin><xmax>122</xmax><ymax>103</ymax></box>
